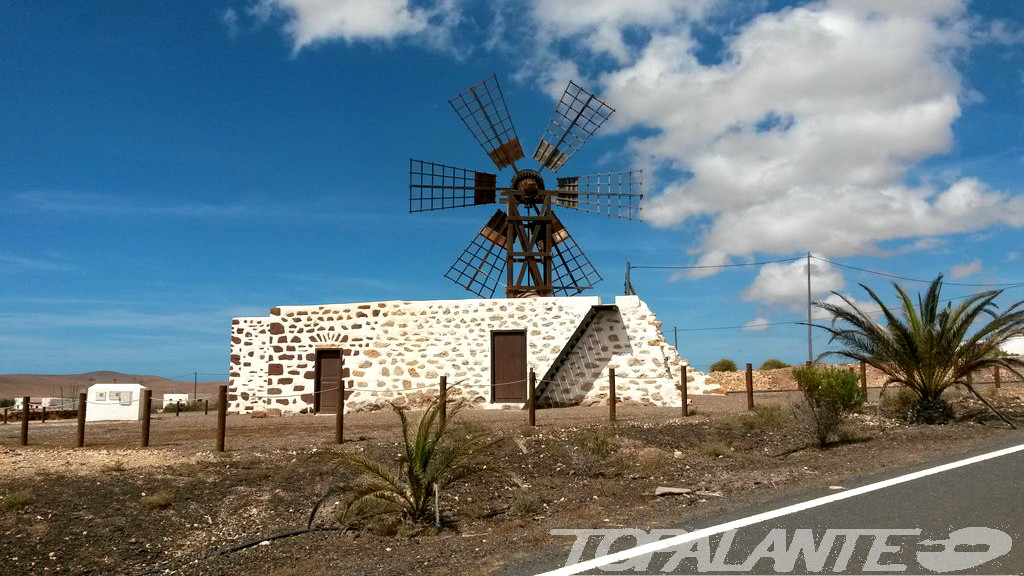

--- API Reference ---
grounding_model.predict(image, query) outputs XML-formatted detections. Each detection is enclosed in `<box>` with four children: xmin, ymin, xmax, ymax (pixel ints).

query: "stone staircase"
<box><xmin>534</xmin><ymin>304</ymin><xmax>617</xmax><ymax>408</ymax></box>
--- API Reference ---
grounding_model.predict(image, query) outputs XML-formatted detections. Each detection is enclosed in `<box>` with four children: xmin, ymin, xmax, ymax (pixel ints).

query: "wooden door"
<box><xmin>491</xmin><ymin>330</ymin><xmax>527</xmax><ymax>402</ymax></box>
<box><xmin>315</xmin><ymin>349</ymin><xmax>342</xmax><ymax>413</ymax></box>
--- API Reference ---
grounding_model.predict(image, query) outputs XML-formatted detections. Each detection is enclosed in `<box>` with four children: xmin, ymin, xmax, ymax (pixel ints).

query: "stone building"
<box><xmin>227</xmin><ymin>295</ymin><xmax>714</xmax><ymax>414</ymax></box>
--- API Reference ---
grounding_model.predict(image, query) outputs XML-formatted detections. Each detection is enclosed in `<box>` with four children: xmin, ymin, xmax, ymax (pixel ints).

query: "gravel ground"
<box><xmin>2</xmin><ymin>396</ymin><xmax>1023</xmax><ymax>575</ymax></box>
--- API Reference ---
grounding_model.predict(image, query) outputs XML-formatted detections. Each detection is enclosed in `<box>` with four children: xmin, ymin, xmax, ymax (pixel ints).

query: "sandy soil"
<box><xmin>2</xmin><ymin>394</ymin><xmax>1023</xmax><ymax>575</ymax></box>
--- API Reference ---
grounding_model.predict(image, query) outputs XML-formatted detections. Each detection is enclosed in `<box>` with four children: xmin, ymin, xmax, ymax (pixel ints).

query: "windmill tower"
<box><xmin>410</xmin><ymin>75</ymin><xmax>642</xmax><ymax>298</ymax></box>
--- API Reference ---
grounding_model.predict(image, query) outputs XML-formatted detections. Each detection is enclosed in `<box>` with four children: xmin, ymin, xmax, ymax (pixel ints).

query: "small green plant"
<box><xmin>710</xmin><ymin>358</ymin><xmax>738</xmax><ymax>372</ymax></box>
<box><xmin>571</xmin><ymin>427</ymin><xmax>619</xmax><ymax>476</ymax></box>
<box><xmin>335</xmin><ymin>398</ymin><xmax>493</xmax><ymax>526</ymax></box>
<box><xmin>793</xmin><ymin>365</ymin><xmax>866</xmax><ymax>447</ymax></box>
<box><xmin>697</xmin><ymin>439</ymin><xmax>733</xmax><ymax>458</ymax></box>
<box><xmin>759</xmin><ymin>359</ymin><xmax>790</xmax><ymax>370</ymax></box>
<box><xmin>1</xmin><ymin>489</ymin><xmax>32</xmax><ymax>510</ymax></box>
<box><xmin>743</xmin><ymin>404</ymin><xmax>789</xmax><ymax>430</ymax></box>
<box><xmin>140</xmin><ymin>489</ymin><xmax>174</xmax><ymax>510</ymax></box>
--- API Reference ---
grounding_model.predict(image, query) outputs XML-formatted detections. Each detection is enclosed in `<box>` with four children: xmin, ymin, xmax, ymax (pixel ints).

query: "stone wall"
<box><xmin>227</xmin><ymin>295</ymin><xmax>717</xmax><ymax>414</ymax></box>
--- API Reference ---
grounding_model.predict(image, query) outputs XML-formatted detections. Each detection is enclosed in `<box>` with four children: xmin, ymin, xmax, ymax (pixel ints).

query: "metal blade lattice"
<box><xmin>450</xmin><ymin>75</ymin><xmax>524</xmax><ymax>170</ymax></box>
<box><xmin>409</xmin><ymin>159</ymin><xmax>496</xmax><ymax>213</ymax></box>
<box><xmin>548</xmin><ymin>215</ymin><xmax>602</xmax><ymax>295</ymax></box>
<box><xmin>534</xmin><ymin>81</ymin><xmax>614</xmax><ymax>172</ymax></box>
<box><xmin>556</xmin><ymin>170</ymin><xmax>643</xmax><ymax>221</ymax></box>
<box><xmin>445</xmin><ymin>211</ymin><xmax>507</xmax><ymax>298</ymax></box>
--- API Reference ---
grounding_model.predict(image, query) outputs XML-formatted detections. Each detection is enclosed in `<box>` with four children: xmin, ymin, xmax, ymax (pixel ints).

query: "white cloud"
<box><xmin>743</xmin><ymin>317</ymin><xmax>770</xmax><ymax>332</ymax></box>
<box><xmin>222</xmin><ymin>7</ymin><xmax>239</xmax><ymax>39</ymax></box>
<box><xmin>950</xmin><ymin>259</ymin><xmax>982</xmax><ymax>279</ymax></box>
<box><xmin>251</xmin><ymin>0</ymin><xmax>462</xmax><ymax>53</ymax></box>
<box><xmin>574</xmin><ymin>0</ymin><xmax>1024</xmax><ymax>269</ymax></box>
<box><xmin>743</xmin><ymin>256</ymin><xmax>844</xmax><ymax>308</ymax></box>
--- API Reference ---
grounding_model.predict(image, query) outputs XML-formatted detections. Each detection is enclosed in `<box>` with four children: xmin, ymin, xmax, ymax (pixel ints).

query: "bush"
<box><xmin>0</xmin><ymin>399</ymin><xmax>14</xmax><ymax>408</ymax></box>
<box><xmin>710</xmin><ymin>358</ymin><xmax>738</xmax><ymax>372</ymax></box>
<box><xmin>792</xmin><ymin>365</ymin><xmax>866</xmax><ymax>447</ymax></box>
<box><xmin>759</xmin><ymin>359</ymin><xmax>790</xmax><ymax>370</ymax></box>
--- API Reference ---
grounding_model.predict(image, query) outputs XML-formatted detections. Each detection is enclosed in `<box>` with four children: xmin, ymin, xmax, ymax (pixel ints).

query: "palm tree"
<box><xmin>816</xmin><ymin>275</ymin><xmax>1024</xmax><ymax>426</ymax></box>
<box><xmin>335</xmin><ymin>397</ymin><xmax>493</xmax><ymax>525</ymax></box>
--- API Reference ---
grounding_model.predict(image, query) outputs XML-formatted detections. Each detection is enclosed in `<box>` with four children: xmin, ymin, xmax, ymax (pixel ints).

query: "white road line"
<box><xmin>538</xmin><ymin>442</ymin><xmax>1024</xmax><ymax>576</ymax></box>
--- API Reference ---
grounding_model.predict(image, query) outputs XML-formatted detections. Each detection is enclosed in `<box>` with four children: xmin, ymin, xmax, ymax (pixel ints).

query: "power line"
<box><xmin>630</xmin><ymin>256</ymin><xmax>803</xmax><ymax>270</ymax></box>
<box><xmin>672</xmin><ymin>285</ymin><xmax>1024</xmax><ymax>333</ymax></box>
<box><xmin>811</xmin><ymin>256</ymin><xmax>1024</xmax><ymax>288</ymax></box>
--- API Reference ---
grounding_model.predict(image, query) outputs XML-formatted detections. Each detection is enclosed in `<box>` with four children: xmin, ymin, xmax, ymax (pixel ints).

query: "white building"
<box><xmin>163</xmin><ymin>393</ymin><xmax>190</xmax><ymax>409</ymax></box>
<box><xmin>228</xmin><ymin>295</ymin><xmax>715</xmax><ymax>414</ymax></box>
<box><xmin>85</xmin><ymin>383</ymin><xmax>147</xmax><ymax>422</ymax></box>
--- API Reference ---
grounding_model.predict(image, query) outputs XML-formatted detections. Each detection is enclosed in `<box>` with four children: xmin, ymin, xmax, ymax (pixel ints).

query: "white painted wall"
<box><xmin>85</xmin><ymin>383</ymin><xmax>147</xmax><ymax>422</ymax></box>
<box><xmin>227</xmin><ymin>295</ymin><xmax>715</xmax><ymax>414</ymax></box>
<box><xmin>163</xmin><ymin>393</ymin><xmax>190</xmax><ymax>409</ymax></box>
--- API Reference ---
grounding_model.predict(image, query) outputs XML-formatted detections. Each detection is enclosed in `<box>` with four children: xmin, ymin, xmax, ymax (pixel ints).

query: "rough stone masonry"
<box><xmin>228</xmin><ymin>295</ymin><xmax>718</xmax><ymax>413</ymax></box>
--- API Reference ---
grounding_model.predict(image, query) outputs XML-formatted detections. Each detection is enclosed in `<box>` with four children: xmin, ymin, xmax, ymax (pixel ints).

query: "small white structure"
<box><xmin>1000</xmin><ymin>336</ymin><xmax>1024</xmax><ymax>357</ymax></box>
<box><xmin>163</xmin><ymin>393</ymin><xmax>190</xmax><ymax>409</ymax></box>
<box><xmin>85</xmin><ymin>383</ymin><xmax>147</xmax><ymax>422</ymax></box>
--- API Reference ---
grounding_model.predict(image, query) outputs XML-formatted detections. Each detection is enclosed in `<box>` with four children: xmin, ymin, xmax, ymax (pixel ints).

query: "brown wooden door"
<box><xmin>491</xmin><ymin>330</ymin><xmax>527</xmax><ymax>402</ymax></box>
<box><xmin>315</xmin><ymin>349</ymin><xmax>342</xmax><ymax>413</ymax></box>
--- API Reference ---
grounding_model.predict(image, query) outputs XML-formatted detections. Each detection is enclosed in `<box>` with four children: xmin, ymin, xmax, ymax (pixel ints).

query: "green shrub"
<box><xmin>335</xmin><ymin>398</ymin><xmax>494</xmax><ymax>526</ymax></box>
<box><xmin>0</xmin><ymin>399</ymin><xmax>14</xmax><ymax>408</ymax></box>
<box><xmin>709</xmin><ymin>358</ymin><xmax>738</xmax><ymax>372</ymax></box>
<box><xmin>759</xmin><ymin>359</ymin><xmax>790</xmax><ymax>370</ymax></box>
<box><xmin>792</xmin><ymin>365</ymin><xmax>866</xmax><ymax>446</ymax></box>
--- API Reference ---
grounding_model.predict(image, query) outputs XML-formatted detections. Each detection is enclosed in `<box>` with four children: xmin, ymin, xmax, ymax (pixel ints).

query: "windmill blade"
<box><xmin>546</xmin><ymin>214</ymin><xmax>602</xmax><ymax>295</ymax></box>
<box><xmin>555</xmin><ymin>170</ymin><xmax>643</xmax><ymax>221</ymax></box>
<box><xmin>534</xmin><ymin>81</ymin><xmax>614</xmax><ymax>172</ymax></box>
<box><xmin>409</xmin><ymin>159</ymin><xmax>498</xmax><ymax>213</ymax></box>
<box><xmin>445</xmin><ymin>210</ymin><xmax>507</xmax><ymax>298</ymax></box>
<box><xmin>450</xmin><ymin>75</ymin><xmax>525</xmax><ymax>170</ymax></box>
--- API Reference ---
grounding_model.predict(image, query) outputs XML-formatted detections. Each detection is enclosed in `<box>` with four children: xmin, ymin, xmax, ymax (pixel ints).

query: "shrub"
<box><xmin>335</xmin><ymin>398</ymin><xmax>494</xmax><ymax>526</ymax></box>
<box><xmin>140</xmin><ymin>489</ymin><xmax>174</xmax><ymax>510</ymax></box>
<box><xmin>759</xmin><ymin>359</ymin><xmax>790</xmax><ymax>370</ymax></box>
<box><xmin>0</xmin><ymin>399</ymin><xmax>14</xmax><ymax>408</ymax></box>
<box><xmin>709</xmin><ymin>358</ymin><xmax>738</xmax><ymax>372</ymax></box>
<box><xmin>792</xmin><ymin>365</ymin><xmax>866</xmax><ymax>447</ymax></box>
<box><xmin>817</xmin><ymin>275</ymin><xmax>1024</xmax><ymax>427</ymax></box>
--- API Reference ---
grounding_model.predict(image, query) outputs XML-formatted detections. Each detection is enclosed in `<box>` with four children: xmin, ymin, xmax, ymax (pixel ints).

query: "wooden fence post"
<box><xmin>439</xmin><ymin>375</ymin><xmax>447</xmax><ymax>428</ymax></box>
<box><xmin>176</xmin><ymin>400</ymin><xmax>181</xmax><ymax>417</ymax></box>
<box><xmin>745</xmin><ymin>364</ymin><xmax>754</xmax><ymax>411</ymax></box>
<box><xmin>77</xmin><ymin>392</ymin><xmax>87</xmax><ymax>448</ymax></box>
<box><xmin>680</xmin><ymin>367</ymin><xmax>688</xmax><ymax>418</ymax></box>
<box><xmin>528</xmin><ymin>369</ymin><xmax>536</xmax><ymax>427</ymax></box>
<box><xmin>20</xmin><ymin>397</ymin><xmax>29</xmax><ymax>446</ymax></box>
<box><xmin>204</xmin><ymin>399</ymin><xmax>209</xmax><ymax>415</ymax></box>
<box><xmin>342</xmin><ymin>379</ymin><xmax>350</xmax><ymax>440</ymax></box>
<box><xmin>994</xmin><ymin>367</ymin><xmax>1001</xmax><ymax>389</ymax></box>
<box><xmin>3</xmin><ymin>407</ymin><xmax>7</xmax><ymax>425</ymax></box>
<box><xmin>860</xmin><ymin>361</ymin><xmax>867</xmax><ymax>393</ymax></box>
<box><xmin>217</xmin><ymin>385</ymin><xmax>227</xmax><ymax>452</ymax></box>
<box><xmin>141</xmin><ymin>389</ymin><xmax>152</xmax><ymax>448</ymax></box>
<box><xmin>608</xmin><ymin>368</ymin><xmax>617</xmax><ymax>423</ymax></box>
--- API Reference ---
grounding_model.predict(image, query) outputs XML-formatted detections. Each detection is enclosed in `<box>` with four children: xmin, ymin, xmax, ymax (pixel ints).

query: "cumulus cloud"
<box><xmin>743</xmin><ymin>317</ymin><xmax>770</xmax><ymax>332</ymax></box>
<box><xmin>743</xmin><ymin>256</ymin><xmax>845</xmax><ymax>308</ymax></box>
<box><xmin>251</xmin><ymin>0</ymin><xmax>461</xmax><ymax>53</ymax></box>
<box><xmin>582</xmin><ymin>0</ymin><xmax>1024</xmax><ymax>268</ymax></box>
<box><xmin>950</xmin><ymin>259</ymin><xmax>982</xmax><ymax>279</ymax></box>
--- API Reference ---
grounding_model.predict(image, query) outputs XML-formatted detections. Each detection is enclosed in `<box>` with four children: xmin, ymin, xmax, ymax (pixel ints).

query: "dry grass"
<box><xmin>1</xmin><ymin>489</ymin><xmax>32</xmax><ymax>510</ymax></box>
<box><xmin>140</xmin><ymin>489</ymin><xmax>174</xmax><ymax>510</ymax></box>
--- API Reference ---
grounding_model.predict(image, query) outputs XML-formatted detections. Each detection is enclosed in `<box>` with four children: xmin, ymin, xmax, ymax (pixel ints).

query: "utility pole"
<box><xmin>624</xmin><ymin>260</ymin><xmax>635</xmax><ymax>296</ymax></box>
<box><xmin>673</xmin><ymin>326</ymin><xmax>678</xmax><ymax>349</ymax></box>
<box><xmin>806</xmin><ymin>251</ymin><xmax>813</xmax><ymax>365</ymax></box>
<box><xmin>193</xmin><ymin>372</ymin><xmax>198</xmax><ymax>401</ymax></box>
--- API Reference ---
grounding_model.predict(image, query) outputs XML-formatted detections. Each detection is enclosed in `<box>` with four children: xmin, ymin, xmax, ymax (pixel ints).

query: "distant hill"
<box><xmin>0</xmin><ymin>371</ymin><xmax>225</xmax><ymax>400</ymax></box>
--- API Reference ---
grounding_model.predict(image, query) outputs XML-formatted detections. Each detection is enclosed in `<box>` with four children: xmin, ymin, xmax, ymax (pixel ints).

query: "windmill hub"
<box><xmin>510</xmin><ymin>169</ymin><xmax>546</xmax><ymax>203</ymax></box>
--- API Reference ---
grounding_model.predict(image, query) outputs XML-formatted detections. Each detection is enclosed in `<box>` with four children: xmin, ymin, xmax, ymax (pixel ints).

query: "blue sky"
<box><xmin>1</xmin><ymin>0</ymin><xmax>1023</xmax><ymax>376</ymax></box>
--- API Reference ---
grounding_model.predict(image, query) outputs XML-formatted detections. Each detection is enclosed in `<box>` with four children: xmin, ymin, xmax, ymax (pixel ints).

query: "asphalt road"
<box><xmin>507</xmin><ymin>436</ymin><xmax>1024</xmax><ymax>575</ymax></box>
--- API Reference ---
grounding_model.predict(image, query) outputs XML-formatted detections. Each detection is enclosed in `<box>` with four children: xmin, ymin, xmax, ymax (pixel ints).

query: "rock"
<box><xmin>654</xmin><ymin>487</ymin><xmax>692</xmax><ymax>496</ymax></box>
<box><xmin>694</xmin><ymin>490</ymin><xmax>723</xmax><ymax>498</ymax></box>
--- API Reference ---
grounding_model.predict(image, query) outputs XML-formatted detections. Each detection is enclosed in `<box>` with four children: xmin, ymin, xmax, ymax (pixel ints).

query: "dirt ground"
<box><xmin>2</xmin><ymin>390</ymin><xmax>1024</xmax><ymax>576</ymax></box>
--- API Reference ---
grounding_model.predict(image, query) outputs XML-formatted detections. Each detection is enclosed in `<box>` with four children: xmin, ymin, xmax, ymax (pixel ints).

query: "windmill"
<box><xmin>409</xmin><ymin>74</ymin><xmax>642</xmax><ymax>299</ymax></box>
